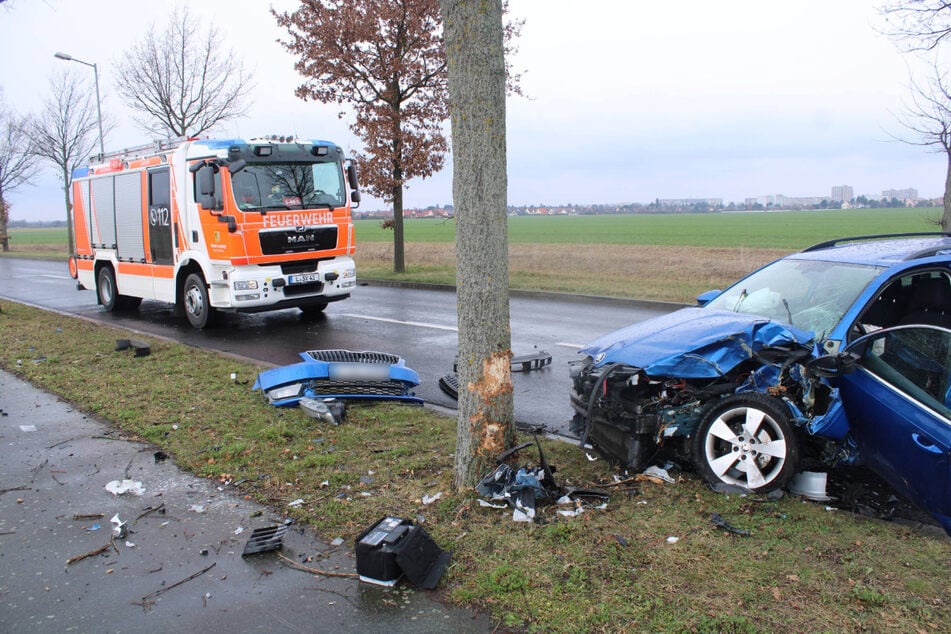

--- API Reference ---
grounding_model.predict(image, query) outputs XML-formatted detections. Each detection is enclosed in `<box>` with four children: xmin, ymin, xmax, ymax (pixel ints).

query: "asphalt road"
<box><xmin>0</xmin><ymin>257</ymin><xmax>680</xmax><ymax>436</ymax></box>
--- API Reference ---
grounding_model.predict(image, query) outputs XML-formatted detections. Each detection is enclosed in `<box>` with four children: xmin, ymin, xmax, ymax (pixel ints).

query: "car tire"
<box><xmin>183</xmin><ymin>273</ymin><xmax>216</xmax><ymax>329</ymax></box>
<box><xmin>692</xmin><ymin>393</ymin><xmax>799</xmax><ymax>492</ymax></box>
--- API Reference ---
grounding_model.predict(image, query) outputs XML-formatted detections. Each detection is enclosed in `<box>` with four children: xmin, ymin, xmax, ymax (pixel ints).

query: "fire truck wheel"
<box><xmin>97</xmin><ymin>267</ymin><xmax>119</xmax><ymax>311</ymax></box>
<box><xmin>299</xmin><ymin>302</ymin><xmax>328</xmax><ymax>318</ymax></box>
<box><xmin>183</xmin><ymin>273</ymin><xmax>216</xmax><ymax>329</ymax></box>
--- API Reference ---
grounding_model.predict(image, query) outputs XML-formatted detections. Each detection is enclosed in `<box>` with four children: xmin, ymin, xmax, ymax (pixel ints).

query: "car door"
<box><xmin>837</xmin><ymin>325</ymin><xmax>951</xmax><ymax>533</ymax></box>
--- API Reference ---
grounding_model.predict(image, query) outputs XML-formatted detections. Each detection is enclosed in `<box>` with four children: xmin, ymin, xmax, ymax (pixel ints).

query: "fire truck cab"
<box><xmin>68</xmin><ymin>136</ymin><xmax>359</xmax><ymax>328</ymax></box>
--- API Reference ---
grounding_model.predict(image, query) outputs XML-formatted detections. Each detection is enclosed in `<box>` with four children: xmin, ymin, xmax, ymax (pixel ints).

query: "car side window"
<box><xmin>852</xmin><ymin>270</ymin><xmax>951</xmax><ymax>341</ymax></box>
<box><xmin>859</xmin><ymin>326</ymin><xmax>951</xmax><ymax>419</ymax></box>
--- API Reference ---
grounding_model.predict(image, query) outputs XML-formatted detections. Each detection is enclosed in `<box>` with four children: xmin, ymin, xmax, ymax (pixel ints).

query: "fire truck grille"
<box><xmin>260</xmin><ymin>227</ymin><xmax>338</xmax><ymax>255</ymax></box>
<box><xmin>282</xmin><ymin>281</ymin><xmax>324</xmax><ymax>297</ymax></box>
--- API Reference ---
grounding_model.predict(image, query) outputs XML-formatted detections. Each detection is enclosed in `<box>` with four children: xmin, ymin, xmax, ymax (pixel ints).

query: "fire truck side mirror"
<box><xmin>347</xmin><ymin>163</ymin><xmax>361</xmax><ymax>207</ymax></box>
<box><xmin>196</xmin><ymin>165</ymin><xmax>217</xmax><ymax>211</ymax></box>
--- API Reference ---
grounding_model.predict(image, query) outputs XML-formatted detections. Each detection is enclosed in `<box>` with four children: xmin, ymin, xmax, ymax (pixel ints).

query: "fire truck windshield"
<box><xmin>231</xmin><ymin>162</ymin><xmax>345</xmax><ymax>211</ymax></box>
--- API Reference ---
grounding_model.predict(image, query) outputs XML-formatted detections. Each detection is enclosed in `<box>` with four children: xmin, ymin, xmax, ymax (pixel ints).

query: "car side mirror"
<box><xmin>696</xmin><ymin>289</ymin><xmax>721</xmax><ymax>306</ymax></box>
<box><xmin>807</xmin><ymin>352</ymin><xmax>860</xmax><ymax>378</ymax></box>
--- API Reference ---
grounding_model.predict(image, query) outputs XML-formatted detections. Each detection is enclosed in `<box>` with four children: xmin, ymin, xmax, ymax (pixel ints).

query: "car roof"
<box><xmin>790</xmin><ymin>233</ymin><xmax>951</xmax><ymax>266</ymax></box>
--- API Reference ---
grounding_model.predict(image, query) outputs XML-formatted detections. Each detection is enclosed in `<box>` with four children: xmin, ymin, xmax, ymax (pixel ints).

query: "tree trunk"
<box><xmin>392</xmin><ymin>181</ymin><xmax>406</xmax><ymax>273</ymax></box>
<box><xmin>441</xmin><ymin>0</ymin><xmax>514</xmax><ymax>489</ymax></box>
<box><xmin>392</xmin><ymin>115</ymin><xmax>406</xmax><ymax>274</ymax></box>
<box><xmin>943</xmin><ymin>150</ymin><xmax>951</xmax><ymax>232</ymax></box>
<box><xmin>0</xmin><ymin>170</ymin><xmax>8</xmax><ymax>252</ymax></box>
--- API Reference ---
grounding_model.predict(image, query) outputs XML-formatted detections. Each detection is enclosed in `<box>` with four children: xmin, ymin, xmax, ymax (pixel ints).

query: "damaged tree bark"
<box><xmin>440</xmin><ymin>0</ymin><xmax>514</xmax><ymax>489</ymax></box>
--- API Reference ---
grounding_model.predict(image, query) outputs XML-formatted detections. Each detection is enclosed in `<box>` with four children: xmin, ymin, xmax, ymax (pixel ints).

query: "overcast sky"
<box><xmin>0</xmin><ymin>0</ymin><xmax>943</xmax><ymax>221</ymax></box>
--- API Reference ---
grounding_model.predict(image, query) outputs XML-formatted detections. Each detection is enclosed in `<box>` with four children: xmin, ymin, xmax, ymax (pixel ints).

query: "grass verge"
<box><xmin>1</xmin><ymin>300</ymin><xmax>948</xmax><ymax>632</ymax></box>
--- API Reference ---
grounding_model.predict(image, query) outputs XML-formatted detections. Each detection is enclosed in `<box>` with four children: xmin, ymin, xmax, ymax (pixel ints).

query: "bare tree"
<box><xmin>29</xmin><ymin>71</ymin><xmax>103</xmax><ymax>254</ymax></box>
<box><xmin>0</xmin><ymin>95</ymin><xmax>37</xmax><ymax>252</ymax></box>
<box><xmin>440</xmin><ymin>0</ymin><xmax>514</xmax><ymax>488</ymax></box>
<box><xmin>274</xmin><ymin>0</ymin><xmax>520</xmax><ymax>274</ymax></box>
<box><xmin>894</xmin><ymin>58</ymin><xmax>951</xmax><ymax>229</ymax></box>
<box><xmin>113</xmin><ymin>6</ymin><xmax>252</xmax><ymax>138</ymax></box>
<box><xmin>881</xmin><ymin>1</ymin><xmax>951</xmax><ymax>51</ymax></box>
<box><xmin>275</xmin><ymin>0</ymin><xmax>447</xmax><ymax>274</ymax></box>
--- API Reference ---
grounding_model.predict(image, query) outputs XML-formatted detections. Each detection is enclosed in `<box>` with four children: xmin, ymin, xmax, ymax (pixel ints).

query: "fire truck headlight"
<box><xmin>234</xmin><ymin>280</ymin><xmax>259</xmax><ymax>291</ymax></box>
<box><xmin>339</xmin><ymin>267</ymin><xmax>355</xmax><ymax>279</ymax></box>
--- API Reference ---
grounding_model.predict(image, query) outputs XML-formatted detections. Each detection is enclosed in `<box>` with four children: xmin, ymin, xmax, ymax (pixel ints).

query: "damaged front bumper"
<box><xmin>253</xmin><ymin>350</ymin><xmax>425</xmax><ymax>406</ymax></box>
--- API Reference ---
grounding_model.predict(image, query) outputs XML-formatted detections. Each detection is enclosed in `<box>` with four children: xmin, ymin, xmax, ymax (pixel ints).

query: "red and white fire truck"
<box><xmin>68</xmin><ymin>136</ymin><xmax>360</xmax><ymax>328</ymax></box>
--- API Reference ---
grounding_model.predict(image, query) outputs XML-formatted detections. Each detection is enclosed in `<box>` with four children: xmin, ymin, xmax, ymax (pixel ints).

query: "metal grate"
<box><xmin>304</xmin><ymin>350</ymin><xmax>401</xmax><ymax>365</ymax></box>
<box><xmin>307</xmin><ymin>380</ymin><xmax>408</xmax><ymax>397</ymax></box>
<box><xmin>242</xmin><ymin>520</ymin><xmax>292</xmax><ymax>556</ymax></box>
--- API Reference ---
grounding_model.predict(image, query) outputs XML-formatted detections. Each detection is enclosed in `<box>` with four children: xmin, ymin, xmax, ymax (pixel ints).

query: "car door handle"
<box><xmin>911</xmin><ymin>433</ymin><xmax>943</xmax><ymax>455</ymax></box>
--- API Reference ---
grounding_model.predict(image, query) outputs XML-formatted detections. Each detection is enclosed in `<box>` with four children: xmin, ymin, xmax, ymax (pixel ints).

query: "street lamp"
<box><xmin>54</xmin><ymin>51</ymin><xmax>105</xmax><ymax>158</ymax></box>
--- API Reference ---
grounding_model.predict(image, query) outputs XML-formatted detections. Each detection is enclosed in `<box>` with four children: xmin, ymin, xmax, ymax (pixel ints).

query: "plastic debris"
<box><xmin>105</xmin><ymin>479</ymin><xmax>145</xmax><ymax>496</ymax></box>
<box><xmin>115</xmin><ymin>338</ymin><xmax>151</xmax><ymax>357</ymax></box>
<box><xmin>422</xmin><ymin>492</ymin><xmax>442</xmax><ymax>505</ymax></box>
<box><xmin>331</xmin><ymin>537</ymin><xmax>345</xmax><ymax>546</ymax></box>
<box><xmin>86</xmin><ymin>524</ymin><xmax>101</xmax><ymax>532</ymax></box>
<box><xmin>710</xmin><ymin>512</ymin><xmax>751</xmax><ymax>536</ymax></box>
<box><xmin>299</xmin><ymin>397</ymin><xmax>346</xmax><ymax>425</ymax></box>
<box><xmin>666</xmin><ymin>536</ymin><xmax>679</xmax><ymax>544</ymax></box>
<box><xmin>242</xmin><ymin>520</ymin><xmax>293</xmax><ymax>556</ymax></box>
<box><xmin>475</xmin><ymin>434</ymin><xmax>609</xmax><ymax>523</ymax></box>
<box><xmin>639</xmin><ymin>465</ymin><xmax>676</xmax><ymax>484</ymax></box>
<box><xmin>110</xmin><ymin>513</ymin><xmax>127</xmax><ymax>538</ymax></box>
<box><xmin>288</xmin><ymin>498</ymin><xmax>305</xmax><ymax>507</ymax></box>
<box><xmin>189</xmin><ymin>504</ymin><xmax>206</xmax><ymax>513</ymax></box>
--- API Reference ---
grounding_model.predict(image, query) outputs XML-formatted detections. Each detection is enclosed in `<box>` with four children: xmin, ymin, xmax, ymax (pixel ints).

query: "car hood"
<box><xmin>580</xmin><ymin>307</ymin><xmax>815</xmax><ymax>378</ymax></box>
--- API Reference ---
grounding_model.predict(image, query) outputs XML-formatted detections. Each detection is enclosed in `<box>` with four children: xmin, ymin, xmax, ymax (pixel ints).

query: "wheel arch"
<box><xmin>175</xmin><ymin>259</ymin><xmax>206</xmax><ymax>307</ymax></box>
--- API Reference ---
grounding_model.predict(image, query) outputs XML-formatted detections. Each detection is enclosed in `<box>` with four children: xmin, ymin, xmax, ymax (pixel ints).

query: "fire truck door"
<box><xmin>147</xmin><ymin>168</ymin><xmax>173</xmax><ymax>265</ymax></box>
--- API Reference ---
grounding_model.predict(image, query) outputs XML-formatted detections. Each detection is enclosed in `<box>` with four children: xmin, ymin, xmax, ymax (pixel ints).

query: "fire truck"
<box><xmin>67</xmin><ymin>136</ymin><xmax>360</xmax><ymax>328</ymax></box>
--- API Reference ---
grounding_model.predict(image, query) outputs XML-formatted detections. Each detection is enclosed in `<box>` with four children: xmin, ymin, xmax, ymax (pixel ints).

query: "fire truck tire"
<box><xmin>183</xmin><ymin>273</ymin><xmax>216</xmax><ymax>329</ymax></box>
<box><xmin>299</xmin><ymin>302</ymin><xmax>328</xmax><ymax>317</ymax></box>
<box><xmin>97</xmin><ymin>267</ymin><xmax>119</xmax><ymax>311</ymax></box>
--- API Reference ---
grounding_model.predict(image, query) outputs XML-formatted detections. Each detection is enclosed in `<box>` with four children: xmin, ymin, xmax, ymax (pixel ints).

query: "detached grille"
<box><xmin>307</xmin><ymin>381</ymin><xmax>408</xmax><ymax>397</ymax></box>
<box><xmin>304</xmin><ymin>350</ymin><xmax>401</xmax><ymax>365</ymax></box>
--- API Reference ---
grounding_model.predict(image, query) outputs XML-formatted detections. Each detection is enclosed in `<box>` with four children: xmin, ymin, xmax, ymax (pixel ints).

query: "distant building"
<box><xmin>656</xmin><ymin>198</ymin><xmax>722</xmax><ymax>209</ymax></box>
<box><xmin>882</xmin><ymin>188</ymin><xmax>918</xmax><ymax>202</ymax></box>
<box><xmin>831</xmin><ymin>185</ymin><xmax>853</xmax><ymax>203</ymax></box>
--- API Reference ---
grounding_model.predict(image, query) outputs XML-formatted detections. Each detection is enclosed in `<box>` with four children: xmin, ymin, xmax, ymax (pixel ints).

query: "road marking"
<box><xmin>341</xmin><ymin>313</ymin><xmax>458</xmax><ymax>332</ymax></box>
<box><xmin>557</xmin><ymin>342</ymin><xmax>584</xmax><ymax>349</ymax></box>
<box><xmin>39</xmin><ymin>274</ymin><xmax>69</xmax><ymax>280</ymax></box>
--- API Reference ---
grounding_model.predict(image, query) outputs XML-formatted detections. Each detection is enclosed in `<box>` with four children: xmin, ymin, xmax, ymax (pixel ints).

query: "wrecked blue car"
<box><xmin>254</xmin><ymin>350</ymin><xmax>424</xmax><ymax>406</ymax></box>
<box><xmin>569</xmin><ymin>233</ymin><xmax>951</xmax><ymax>533</ymax></box>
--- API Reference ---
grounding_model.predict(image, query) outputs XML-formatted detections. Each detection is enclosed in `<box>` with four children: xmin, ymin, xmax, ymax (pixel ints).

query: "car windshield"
<box><xmin>230</xmin><ymin>162</ymin><xmax>345</xmax><ymax>211</ymax></box>
<box><xmin>704</xmin><ymin>258</ymin><xmax>883</xmax><ymax>339</ymax></box>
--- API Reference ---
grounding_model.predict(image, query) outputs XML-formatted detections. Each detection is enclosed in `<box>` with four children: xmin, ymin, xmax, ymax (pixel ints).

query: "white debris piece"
<box><xmin>476</xmin><ymin>499</ymin><xmax>507</xmax><ymax>509</ymax></box>
<box><xmin>105</xmin><ymin>479</ymin><xmax>145</xmax><ymax>496</ymax></box>
<box><xmin>422</xmin><ymin>492</ymin><xmax>442</xmax><ymax>505</ymax></box>
<box><xmin>642</xmin><ymin>465</ymin><xmax>676</xmax><ymax>483</ymax></box>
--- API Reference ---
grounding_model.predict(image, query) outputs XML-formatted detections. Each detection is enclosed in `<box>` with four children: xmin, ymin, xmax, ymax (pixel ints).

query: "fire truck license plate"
<box><xmin>288</xmin><ymin>273</ymin><xmax>321</xmax><ymax>285</ymax></box>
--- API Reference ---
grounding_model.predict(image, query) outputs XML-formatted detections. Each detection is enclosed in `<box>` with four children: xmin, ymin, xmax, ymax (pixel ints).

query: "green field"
<box><xmin>355</xmin><ymin>207</ymin><xmax>943</xmax><ymax>249</ymax></box>
<box><xmin>7</xmin><ymin>208</ymin><xmax>946</xmax><ymax>301</ymax></box>
<box><xmin>7</xmin><ymin>208</ymin><xmax>943</xmax><ymax>252</ymax></box>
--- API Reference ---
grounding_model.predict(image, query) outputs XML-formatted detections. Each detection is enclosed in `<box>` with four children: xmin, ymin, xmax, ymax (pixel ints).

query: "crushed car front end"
<box><xmin>569</xmin><ymin>309</ymin><xmax>820</xmax><ymax>484</ymax></box>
